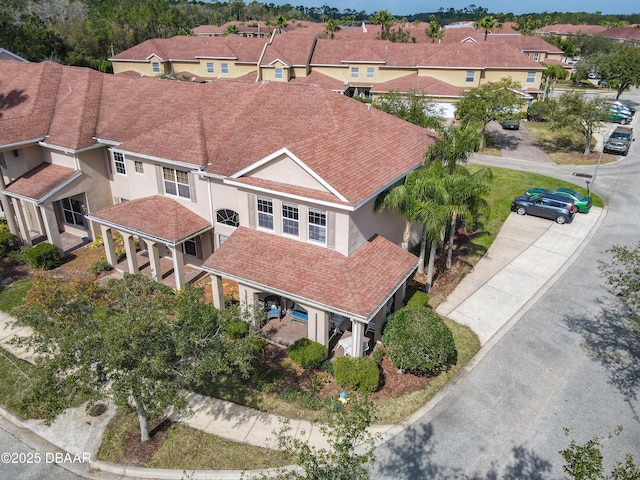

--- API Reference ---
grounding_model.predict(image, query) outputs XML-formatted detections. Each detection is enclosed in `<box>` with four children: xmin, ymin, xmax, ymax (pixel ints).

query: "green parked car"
<box><xmin>524</xmin><ymin>187</ymin><xmax>592</xmax><ymax>213</ymax></box>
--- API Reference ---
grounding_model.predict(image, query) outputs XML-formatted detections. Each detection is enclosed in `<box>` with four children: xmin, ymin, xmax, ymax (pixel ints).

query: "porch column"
<box><xmin>307</xmin><ymin>309</ymin><xmax>329</xmax><ymax>349</ymax></box>
<box><xmin>352</xmin><ymin>319</ymin><xmax>365</xmax><ymax>357</ymax></box>
<box><xmin>0</xmin><ymin>194</ymin><xmax>19</xmax><ymax>236</ymax></box>
<box><xmin>13</xmin><ymin>199</ymin><xmax>32</xmax><ymax>246</ymax></box>
<box><xmin>170</xmin><ymin>245</ymin><xmax>185</xmax><ymax>290</ymax></box>
<box><xmin>100</xmin><ymin>225</ymin><xmax>117</xmax><ymax>267</ymax></box>
<box><xmin>146</xmin><ymin>240</ymin><xmax>161</xmax><ymax>283</ymax></box>
<box><xmin>211</xmin><ymin>274</ymin><xmax>225</xmax><ymax>310</ymax></box>
<box><xmin>122</xmin><ymin>233</ymin><xmax>138</xmax><ymax>274</ymax></box>
<box><xmin>39</xmin><ymin>203</ymin><xmax>61</xmax><ymax>250</ymax></box>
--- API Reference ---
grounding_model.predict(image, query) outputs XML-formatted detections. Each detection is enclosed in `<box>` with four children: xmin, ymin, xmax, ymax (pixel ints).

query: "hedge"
<box><xmin>25</xmin><ymin>243</ymin><xmax>62</xmax><ymax>270</ymax></box>
<box><xmin>382</xmin><ymin>305</ymin><xmax>456</xmax><ymax>374</ymax></box>
<box><xmin>0</xmin><ymin>231</ymin><xmax>20</xmax><ymax>257</ymax></box>
<box><xmin>287</xmin><ymin>338</ymin><xmax>326</xmax><ymax>369</ymax></box>
<box><xmin>404</xmin><ymin>290</ymin><xmax>429</xmax><ymax>308</ymax></box>
<box><xmin>334</xmin><ymin>356</ymin><xmax>379</xmax><ymax>394</ymax></box>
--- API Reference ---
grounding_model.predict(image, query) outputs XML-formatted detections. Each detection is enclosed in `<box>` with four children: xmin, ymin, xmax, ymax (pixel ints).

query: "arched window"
<box><xmin>216</xmin><ymin>209</ymin><xmax>239</xmax><ymax>227</ymax></box>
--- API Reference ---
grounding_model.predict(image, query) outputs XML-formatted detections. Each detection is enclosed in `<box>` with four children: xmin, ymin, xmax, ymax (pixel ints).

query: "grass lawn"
<box><xmin>99</xmin><ymin>409</ymin><xmax>292</xmax><ymax>470</ymax></box>
<box><xmin>0</xmin><ymin>279</ymin><xmax>32</xmax><ymax>313</ymax></box>
<box><xmin>524</xmin><ymin>122</ymin><xmax>619</xmax><ymax>165</ymax></box>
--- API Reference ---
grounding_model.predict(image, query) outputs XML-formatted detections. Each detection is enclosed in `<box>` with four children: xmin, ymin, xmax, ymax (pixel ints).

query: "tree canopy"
<box><xmin>598</xmin><ymin>243</ymin><xmax>640</xmax><ymax>330</ymax></box>
<box><xmin>12</xmin><ymin>274</ymin><xmax>262</xmax><ymax>442</ymax></box>
<box><xmin>551</xmin><ymin>92</ymin><xmax>609</xmax><ymax>156</ymax></box>
<box><xmin>596</xmin><ymin>45</ymin><xmax>640</xmax><ymax>100</ymax></box>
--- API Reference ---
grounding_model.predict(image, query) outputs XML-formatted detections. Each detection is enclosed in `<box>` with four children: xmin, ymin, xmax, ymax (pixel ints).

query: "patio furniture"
<box><xmin>290</xmin><ymin>303</ymin><xmax>308</xmax><ymax>322</ymax></box>
<box><xmin>330</xmin><ymin>314</ymin><xmax>345</xmax><ymax>334</ymax></box>
<box><xmin>263</xmin><ymin>295</ymin><xmax>282</xmax><ymax>320</ymax></box>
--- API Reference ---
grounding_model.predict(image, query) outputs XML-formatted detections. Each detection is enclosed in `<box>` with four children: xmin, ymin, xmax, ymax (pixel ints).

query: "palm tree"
<box><xmin>370</xmin><ymin>10</ymin><xmax>395</xmax><ymax>40</ymax></box>
<box><xmin>476</xmin><ymin>15</ymin><xmax>502</xmax><ymax>41</ymax></box>
<box><xmin>425</xmin><ymin>15</ymin><xmax>444</xmax><ymax>43</ymax></box>
<box><xmin>542</xmin><ymin>63</ymin><xmax>568</xmax><ymax>100</ymax></box>
<box><xmin>325</xmin><ymin>19</ymin><xmax>341</xmax><ymax>39</ymax></box>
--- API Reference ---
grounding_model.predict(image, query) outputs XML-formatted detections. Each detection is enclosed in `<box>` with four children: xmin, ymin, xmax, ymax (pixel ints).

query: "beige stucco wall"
<box><xmin>248</xmin><ymin>154</ymin><xmax>329</xmax><ymax>192</ymax></box>
<box><xmin>1</xmin><ymin>146</ymin><xmax>48</xmax><ymax>184</ymax></box>
<box><xmin>176</xmin><ymin>60</ymin><xmax>257</xmax><ymax>79</ymax></box>
<box><xmin>419</xmin><ymin>67</ymin><xmax>481</xmax><ymax>87</ymax></box>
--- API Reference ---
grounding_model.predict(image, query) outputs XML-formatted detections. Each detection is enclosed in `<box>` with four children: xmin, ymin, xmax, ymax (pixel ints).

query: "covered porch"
<box><xmin>86</xmin><ymin>196</ymin><xmax>213</xmax><ymax>290</ymax></box>
<box><xmin>201</xmin><ymin>227</ymin><xmax>418</xmax><ymax>357</ymax></box>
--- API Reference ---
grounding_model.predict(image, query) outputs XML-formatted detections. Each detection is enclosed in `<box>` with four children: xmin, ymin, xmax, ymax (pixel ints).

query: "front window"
<box><xmin>351</xmin><ymin>66</ymin><xmax>359</xmax><ymax>78</ymax></box>
<box><xmin>257</xmin><ymin>197</ymin><xmax>273</xmax><ymax>230</ymax></box>
<box><xmin>163</xmin><ymin>167</ymin><xmax>190</xmax><ymax>199</ymax></box>
<box><xmin>216</xmin><ymin>209</ymin><xmax>239</xmax><ymax>227</ymax></box>
<box><xmin>221</xmin><ymin>63</ymin><xmax>229</xmax><ymax>74</ymax></box>
<box><xmin>526</xmin><ymin>71</ymin><xmax>536</xmax><ymax>83</ymax></box>
<box><xmin>134</xmin><ymin>161</ymin><xmax>143</xmax><ymax>174</ymax></box>
<box><xmin>113</xmin><ymin>152</ymin><xmax>126</xmax><ymax>175</ymax></box>
<box><xmin>308</xmin><ymin>208</ymin><xmax>326</xmax><ymax>244</ymax></box>
<box><xmin>274</xmin><ymin>67</ymin><xmax>283</xmax><ymax>79</ymax></box>
<box><xmin>61</xmin><ymin>198</ymin><xmax>85</xmax><ymax>227</ymax></box>
<box><xmin>206</xmin><ymin>62</ymin><xmax>214</xmax><ymax>73</ymax></box>
<box><xmin>282</xmin><ymin>203</ymin><xmax>299</xmax><ymax>236</ymax></box>
<box><xmin>367</xmin><ymin>67</ymin><xmax>375</xmax><ymax>79</ymax></box>
<box><xmin>152</xmin><ymin>62</ymin><xmax>160</xmax><ymax>73</ymax></box>
<box><xmin>465</xmin><ymin>71</ymin><xmax>475</xmax><ymax>83</ymax></box>
<box><xmin>533</xmin><ymin>53</ymin><xmax>540</xmax><ymax>61</ymax></box>
<box><xmin>182</xmin><ymin>239</ymin><xmax>197</xmax><ymax>257</ymax></box>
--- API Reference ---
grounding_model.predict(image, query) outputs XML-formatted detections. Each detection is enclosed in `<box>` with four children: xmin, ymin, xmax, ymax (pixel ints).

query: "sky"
<box><xmin>273</xmin><ymin>1</ymin><xmax>639</xmax><ymax>16</ymax></box>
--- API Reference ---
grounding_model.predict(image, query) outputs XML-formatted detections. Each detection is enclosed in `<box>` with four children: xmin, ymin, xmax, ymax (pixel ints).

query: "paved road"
<box><xmin>372</xmin><ymin>90</ymin><xmax>640</xmax><ymax>479</ymax></box>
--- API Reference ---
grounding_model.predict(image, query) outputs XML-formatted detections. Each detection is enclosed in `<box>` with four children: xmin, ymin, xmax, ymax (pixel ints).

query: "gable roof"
<box><xmin>535</xmin><ymin>24</ymin><xmax>607</xmax><ymax>36</ymax></box>
<box><xmin>201</xmin><ymin>227</ymin><xmax>418</xmax><ymax>320</ymax></box>
<box><xmin>0</xmin><ymin>61</ymin><xmax>436</xmax><ymax>208</ymax></box>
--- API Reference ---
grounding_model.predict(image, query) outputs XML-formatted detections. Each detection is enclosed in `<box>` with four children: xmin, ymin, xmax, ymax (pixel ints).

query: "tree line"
<box><xmin>1</xmin><ymin>0</ymin><xmax>638</xmax><ymax>69</ymax></box>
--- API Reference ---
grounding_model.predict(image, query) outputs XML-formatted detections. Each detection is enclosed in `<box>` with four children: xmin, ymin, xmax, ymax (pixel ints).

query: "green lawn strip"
<box><xmin>0</xmin><ymin>349</ymin><xmax>35</xmax><ymax>416</ymax></box>
<box><xmin>0</xmin><ymin>279</ymin><xmax>33</xmax><ymax>313</ymax></box>
<box><xmin>99</xmin><ymin>409</ymin><xmax>291</xmax><ymax>470</ymax></box>
<box><xmin>147</xmin><ymin>423</ymin><xmax>291</xmax><ymax>470</ymax></box>
<box><xmin>373</xmin><ymin>320</ymin><xmax>480</xmax><ymax>424</ymax></box>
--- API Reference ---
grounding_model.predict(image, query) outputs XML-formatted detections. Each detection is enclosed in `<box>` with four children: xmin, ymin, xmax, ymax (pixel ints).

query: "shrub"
<box><xmin>89</xmin><ymin>257</ymin><xmax>112</xmax><ymax>275</ymax></box>
<box><xmin>7</xmin><ymin>246</ymin><xmax>29</xmax><ymax>265</ymax></box>
<box><xmin>0</xmin><ymin>231</ymin><xmax>20</xmax><ymax>257</ymax></box>
<box><xmin>25</xmin><ymin>243</ymin><xmax>62</xmax><ymax>270</ymax></box>
<box><xmin>527</xmin><ymin>100</ymin><xmax>554</xmax><ymax>122</ymax></box>
<box><xmin>403</xmin><ymin>290</ymin><xmax>429</xmax><ymax>308</ymax></box>
<box><xmin>319</xmin><ymin>359</ymin><xmax>334</xmax><ymax>376</ymax></box>
<box><xmin>287</xmin><ymin>338</ymin><xmax>326</xmax><ymax>369</ymax></box>
<box><xmin>0</xmin><ymin>219</ymin><xmax>8</xmax><ymax>233</ymax></box>
<box><xmin>382</xmin><ymin>306</ymin><xmax>456</xmax><ymax>374</ymax></box>
<box><xmin>225</xmin><ymin>318</ymin><xmax>250</xmax><ymax>339</ymax></box>
<box><xmin>372</xmin><ymin>347</ymin><xmax>385</xmax><ymax>366</ymax></box>
<box><xmin>334</xmin><ymin>356</ymin><xmax>379</xmax><ymax>394</ymax></box>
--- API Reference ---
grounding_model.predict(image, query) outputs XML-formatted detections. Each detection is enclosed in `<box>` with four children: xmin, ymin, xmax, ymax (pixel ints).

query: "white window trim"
<box><xmin>257</xmin><ymin>197</ymin><xmax>274</xmax><ymax>230</ymax></box>
<box><xmin>221</xmin><ymin>63</ymin><xmax>229</xmax><ymax>74</ymax></box>
<box><xmin>134</xmin><ymin>160</ymin><xmax>144</xmax><ymax>174</ymax></box>
<box><xmin>366</xmin><ymin>67</ymin><xmax>375</xmax><ymax>79</ymax></box>
<box><xmin>152</xmin><ymin>62</ymin><xmax>160</xmax><ymax>73</ymax></box>
<box><xmin>282</xmin><ymin>202</ymin><xmax>299</xmax><ymax>237</ymax></box>
<box><xmin>163</xmin><ymin>167</ymin><xmax>190</xmax><ymax>199</ymax></box>
<box><xmin>61</xmin><ymin>198</ymin><xmax>85</xmax><ymax>228</ymax></box>
<box><xmin>274</xmin><ymin>67</ymin><xmax>283</xmax><ymax>79</ymax></box>
<box><xmin>351</xmin><ymin>66</ymin><xmax>359</xmax><ymax>78</ymax></box>
<box><xmin>206</xmin><ymin>62</ymin><xmax>214</xmax><ymax>73</ymax></box>
<box><xmin>526</xmin><ymin>72</ymin><xmax>536</xmax><ymax>83</ymax></box>
<box><xmin>308</xmin><ymin>208</ymin><xmax>327</xmax><ymax>245</ymax></box>
<box><xmin>113</xmin><ymin>152</ymin><xmax>127</xmax><ymax>175</ymax></box>
<box><xmin>465</xmin><ymin>71</ymin><xmax>475</xmax><ymax>83</ymax></box>
<box><xmin>182</xmin><ymin>238</ymin><xmax>198</xmax><ymax>257</ymax></box>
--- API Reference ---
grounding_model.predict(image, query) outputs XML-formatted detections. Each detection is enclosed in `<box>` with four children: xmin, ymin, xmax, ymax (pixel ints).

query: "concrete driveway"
<box><xmin>372</xmin><ymin>89</ymin><xmax>640</xmax><ymax>479</ymax></box>
<box><xmin>487</xmin><ymin>120</ymin><xmax>554</xmax><ymax>164</ymax></box>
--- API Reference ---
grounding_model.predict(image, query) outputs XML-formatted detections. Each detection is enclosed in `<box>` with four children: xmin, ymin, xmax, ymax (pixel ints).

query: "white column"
<box><xmin>122</xmin><ymin>233</ymin><xmax>138</xmax><ymax>274</ymax></box>
<box><xmin>14</xmin><ymin>199</ymin><xmax>32</xmax><ymax>246</ymax></box>
<box><xmin>0</xmin><ymin>195</ymin><xmax>18</xmax><ymax>236</ymax></box>
<box><xmin>147</xmin><ymin>240</ymin><xmax>161</xmax><ymax>283</ymax></box>
<box><xmin>100</xmin><ymin>225</ymin><xmax>117</xmax><ymax>267</ymax></box>
<box><xmin>39</xmin><ymin>203</ymin><xmax>61</xmax><ymax>250</ymax></box>
<box><xmin>171</xmin><ymin>245</ymin><xmax>185</xmax><ymax>290</ymax></box>
<box><xmin>211</xmin><ymin>275</ymin><xmax>225</xmax><ymax>310</ymax></box>
<box><xmin>352</xmin><ymin>319</ymin><xmax>365</xmax><ymax>357</ymax></box>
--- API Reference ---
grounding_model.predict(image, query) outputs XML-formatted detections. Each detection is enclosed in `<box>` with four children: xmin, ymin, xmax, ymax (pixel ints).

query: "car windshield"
<box><xmin>610</xmin><ymin>132</ymin><xmax>631</xmax><ymax>140</ymax></box>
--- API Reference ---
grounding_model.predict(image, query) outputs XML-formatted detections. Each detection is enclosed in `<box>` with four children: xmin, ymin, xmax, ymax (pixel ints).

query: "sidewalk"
<box><xmin>0</xmin><ymin>206</ymin><xmax>604</xmax><ymax>479</ymax></box>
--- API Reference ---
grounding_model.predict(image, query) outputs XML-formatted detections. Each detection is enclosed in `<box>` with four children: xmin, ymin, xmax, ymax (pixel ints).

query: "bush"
<box><xmin>0</xmin><ymin>231</ymin><xmax>20</xmax><ymax>257</ymax></box>
<box><xmin>225</xmin><ymin>318</ymin><xmax>250</xmax><ymax>339</ymax></box>
<box><xmin>89</xmin><ymin>257</ymin><xmax>112</xmax><ymax>275</ymax></box>
<box><xmin>6</xmin><ymin>246</ymin><xmax>28</xmax><ymax>265</ymax></box>
<box><xmin>372</xmin><ymin>347</ymin><xmax>385</xmax><ymax>366</ymax></box>
<box><xmin>382</xmin><ymin>306</ymin><xmax>456</xmax><ymax>374</ymax></box>
<box><xmin>334</xmin><ymin>356</ymin><xmax>379</xmax><ymax>393</ymax></box>
<box><xmin>403</xmin><ymin>290</ymin><xmax>429</xmax><ymax>308</ymax></box>
<box><xmin>0</xmin><ymin>219</ymin><xmax>8</xmax><ymax>233</ymax></box>
<box><xmin>25</xmin><ymin>243</ymin><xmax>62</xmax><ymax>270</ymax></box>
<box><xmin>287</xmin><ymin>338</ymin><xmax>326</xmax><ymax>369</ymax></box>
<box><xmin>527</xmin><ymin>100</ymin><xmax>554</xmax><ymax>122</ymax></box>
<box><xmin>319</xmin><ymin>359</ymin><xmax>334</xmax><ymax>376</ymax></box>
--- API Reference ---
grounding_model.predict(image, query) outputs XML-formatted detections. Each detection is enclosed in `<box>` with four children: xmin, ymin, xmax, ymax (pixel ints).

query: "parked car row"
<box><xmin>604</xmin><ymin>126</ymin><xmax>634</xmax><ymax>156</ymax></box>
<box><xmin>606</xmin><ymin>100</ymin><xmax>635</xmax><ymax>125</ymax></box>
<box><xmin>511</xmin><ymin>188</ymin><xmax>592</xmax><ymax>225</ymax></box>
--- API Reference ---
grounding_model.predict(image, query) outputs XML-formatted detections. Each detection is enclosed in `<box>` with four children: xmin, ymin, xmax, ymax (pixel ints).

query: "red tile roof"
<box><xmin>0</xmin><ymin>61</ymin><xmax>436</xmax><ymax>207</ymax></box>
<box><xmin>261</xmin><ymin>34</ymin><xmax>317</xmax><ymax>66</ymax></box>
<box><xmin>88</xmin><ymin>196</ymin><xmax>210</xmax><ymax>243</ymax></box>
<box><xmin>602</xmin><ymin>27</ymin><xmax>640</xmax><ymax>41</ymax></box>
<box><xmin>202</xmin><ymin>227</ymin><xmax>418</xmax><ymax>319</ymax></box>
<box><xmin>109</xmin><ymin>36</ymin><xmax>266</xmax><ymax>63</ymax></box>
<box><xmin>4</xmin><ymin>163</ymin><xmax>81</xmax><ymax>202</ymax></box>
<box><xmin>228</xmin><ymin>177</ymin><xmax>350</xmax><ymax>205</ymax></box>
<box><xmin>535</xmin><ymin>24</ymin><xmax>607</xmax><ymax>36</ymax></box>
<box><xmin>372</xmin><ymin>73</ymin><xmax>464</xmax><ymax>97</ymax></box>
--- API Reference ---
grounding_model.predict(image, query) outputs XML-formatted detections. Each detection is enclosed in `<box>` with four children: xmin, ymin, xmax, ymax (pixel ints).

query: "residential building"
<box><xmin>0</xmin><ymin>60</ymin><xmax>436</xmax><ymax>356</ymax></box>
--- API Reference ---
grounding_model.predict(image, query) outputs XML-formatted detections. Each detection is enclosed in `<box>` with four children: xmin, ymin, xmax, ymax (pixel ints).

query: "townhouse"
<box><xmin>111</xmin><ymin>28</ymin><xmax>547</xmax><ymax>116</ymax></box>
<box><xmin>0</xmin><ymin>60</ymin><xmax>437</xmax><ymax>356</ymax></box>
